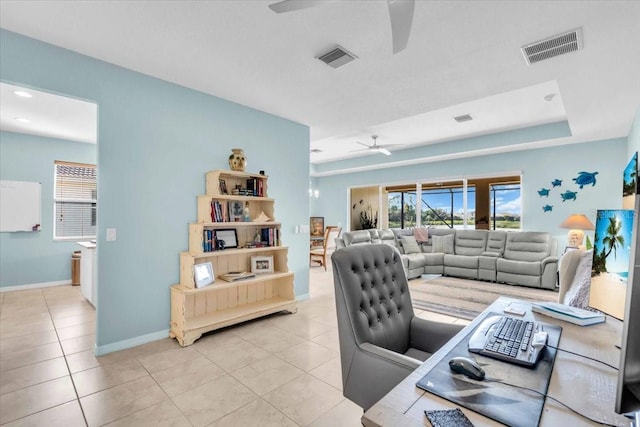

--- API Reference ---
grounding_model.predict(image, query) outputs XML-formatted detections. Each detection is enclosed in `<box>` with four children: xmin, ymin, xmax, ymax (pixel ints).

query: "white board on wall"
<box><xmin>0</xmin><ymin>180</ymin><xmax>41</xmax><ymax>232</ymax></box>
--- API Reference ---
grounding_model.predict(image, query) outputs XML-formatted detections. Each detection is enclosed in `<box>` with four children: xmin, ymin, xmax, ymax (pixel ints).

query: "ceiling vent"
<box><xmin>310</xmin><ymin>148</ymin><xmax>323</xmax><ymax>153</ymax></box>
<box><xmin>454</xmin><ymin>114</ymin><xmax>473</xmax><ymax>123</ymax></box>
<box><xmin>317</xmin><ymin>45</ymin><xmax>357</xmax><ymax>68</ymax></box>
<box><xmin>521</xmin><ymin>28</ymin><xmax>583</xmax><ymax>65</ymax></box>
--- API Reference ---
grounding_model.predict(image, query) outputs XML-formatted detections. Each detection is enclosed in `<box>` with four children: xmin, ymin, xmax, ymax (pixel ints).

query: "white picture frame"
<box><xmin>194</xmin><ymin>261</ymin><xmax>214</xmax><ymax>288</ymax></box>
<box><xmin>251</xmin><ymin>255</ymin><xmax>274</xmax><ymax>274</ymax></box>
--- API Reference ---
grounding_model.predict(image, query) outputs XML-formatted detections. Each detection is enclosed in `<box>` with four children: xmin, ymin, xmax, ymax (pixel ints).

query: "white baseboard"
<box><xmin>0</xmin><ymin>280</ymin><xmax>72</xmax><ymax>292</ymax></box>
<box><xmin>296</xmin><ymin>293</ymin><xmax>310</xmax><ymax>301</ymax></box>
<box><xmin>95</xmin><ymin>329</ymin><xmax>170</xmax><ymax>356</ymax></box>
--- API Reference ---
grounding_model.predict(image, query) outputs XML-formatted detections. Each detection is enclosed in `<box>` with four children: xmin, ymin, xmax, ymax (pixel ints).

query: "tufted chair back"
<box><xmin>334</xmin><ymin>244</ymin><xmax>414</xmax><ymax>353</ymax></box>
<box><xmin>332</xmin><ymin>244</ymin><xmax>432</xmax><ymax>410</ymax></box>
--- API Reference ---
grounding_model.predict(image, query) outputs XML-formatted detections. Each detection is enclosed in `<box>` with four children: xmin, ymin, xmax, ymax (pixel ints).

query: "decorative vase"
<box><xmin>228</xmin><ymin>148</ymin><xmax>246</xmax><ymax>172</ymax></box>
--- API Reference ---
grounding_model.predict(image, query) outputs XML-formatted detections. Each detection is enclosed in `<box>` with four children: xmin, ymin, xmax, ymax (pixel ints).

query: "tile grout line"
<box><xmin>42</xmin><ymin>289</ymin><xmax>90</xmax><ymax>427</ymax></box>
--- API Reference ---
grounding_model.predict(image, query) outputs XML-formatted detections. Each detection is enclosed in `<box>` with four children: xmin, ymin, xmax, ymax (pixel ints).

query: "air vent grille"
<box><xmin>454</xmin><ymin>114</ymin><xmax>473</xmax><ymax>123</ymax></box>
<box><xmin>521</xmin><ymin>28</ymin><xmax>583</xmax><ymax>65</ymax></box>
<box><xmin>317</xmin><ymin>45</ymin><xmax>357</xmax><ymax>69</ymax></box>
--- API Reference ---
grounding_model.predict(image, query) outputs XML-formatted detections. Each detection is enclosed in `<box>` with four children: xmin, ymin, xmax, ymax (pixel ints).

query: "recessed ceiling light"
<box><xmin>310</xmin><ymin>148</ymin><xmax>323</xmax><ymax>153</ymax></box>
<box><xmin>13</xmin><ymin>90</ymin><xmax>32</xmax><ymax>98</ymax></box>
<box><xmin>14</xmin><ymin>117</ymin><xmax>30</xmax><ymax>123</ymax></box>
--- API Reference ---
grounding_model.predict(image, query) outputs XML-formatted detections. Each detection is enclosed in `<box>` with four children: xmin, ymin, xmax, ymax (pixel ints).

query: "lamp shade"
<box><xmin>559</xmin><ymin>214</ymin><xmax>595</xmax><ymax>230</ymax></box>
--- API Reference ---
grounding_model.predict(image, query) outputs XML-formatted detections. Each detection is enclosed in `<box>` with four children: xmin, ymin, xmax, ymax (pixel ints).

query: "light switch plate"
<box><xmin>106</xmin><ymin>228</ymin><xmax>117</xmax><ymax>241</ymax></box>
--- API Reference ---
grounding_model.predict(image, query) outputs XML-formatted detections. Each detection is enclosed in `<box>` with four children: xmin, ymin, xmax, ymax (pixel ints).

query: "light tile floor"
<box><xmin>0</xmin><ymin>266</ymin><xmax>468</xmax><ymax>426</ymax></box>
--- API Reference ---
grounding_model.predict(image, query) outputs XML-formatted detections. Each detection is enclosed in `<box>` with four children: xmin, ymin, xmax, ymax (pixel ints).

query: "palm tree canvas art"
<box><xmin>589</xmin><ymin>209</ymin><xmax>636</xmax><ymax>320</ymax></box>
<box><xmin>622</xmin><ymin>152</ymin><xmax>637</xmax><ymax>209</ymax></box>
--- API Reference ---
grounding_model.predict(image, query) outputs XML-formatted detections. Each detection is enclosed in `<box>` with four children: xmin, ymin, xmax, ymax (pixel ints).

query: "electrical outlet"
<box><xmin>106</xmin><ymin>228</ymin><xmax>117</xmax><ymax>241</ymax></box>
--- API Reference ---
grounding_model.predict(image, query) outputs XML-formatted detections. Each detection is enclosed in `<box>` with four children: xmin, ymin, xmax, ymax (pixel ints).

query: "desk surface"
<box><xmin>362</xmin><ymin>297</ymin><xmax>629</xmax><ymax>427</ymax></box>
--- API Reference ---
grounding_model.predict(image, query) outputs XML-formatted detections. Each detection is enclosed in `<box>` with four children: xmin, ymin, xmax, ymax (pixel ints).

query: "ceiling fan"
<box><xmin>353</xmin><ymin>135</ymin><xmax>396</xmax><ymax>156</ymax></box>
<box><xmin>268</xmin><ymin>0</ymin><xmax>415</xmax><ymax>54</ymax></box>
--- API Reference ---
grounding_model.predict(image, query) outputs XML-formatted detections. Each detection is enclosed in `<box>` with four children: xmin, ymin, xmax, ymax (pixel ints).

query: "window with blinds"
<box><xmin>54</xmin><ymin>161</ymin><xmax>96</xmax><ymax>239</ymax></box>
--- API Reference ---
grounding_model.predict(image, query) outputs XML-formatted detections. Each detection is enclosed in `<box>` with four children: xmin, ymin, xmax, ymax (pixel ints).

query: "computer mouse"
<box><xmin>449</xmin><ymin>356</ymin><xmax>485</xmax><ymax>381</ymax></box>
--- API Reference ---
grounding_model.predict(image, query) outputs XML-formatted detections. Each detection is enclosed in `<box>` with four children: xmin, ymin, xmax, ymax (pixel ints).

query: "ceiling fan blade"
<box><xmin>377</xmin><ymin>147</ymin><xmax>392</xmax><ymax>156</ymax></box>
<box><xmin>388</xmin><ymin>0</ymin><xmax>415</xmax><ymax>54</ymax></box>
<box><xmin>269</xmin><ymin>0</ymin><xmax>337</xmax><ymax>14</ymax></box>
<box><xmin>355</xmin><ymin>141</ymin><xmax>371</xmax><ymax>148</ymax></box>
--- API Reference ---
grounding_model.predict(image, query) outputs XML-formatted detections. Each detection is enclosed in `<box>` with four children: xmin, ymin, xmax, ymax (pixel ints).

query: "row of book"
<box><xmin>211</xmin><ymin>200</ymin><xmax>229</xmax><ymax>222</ymax></box>
<box><xmin>202</xmin><ymin>227</ymin><xmax>280</xmax><ymax>252</ymax></box>
<box><xmin>203</xmin><ymin>230</ymin><xmax>217</xmax><ymax>252</ymax></box>
<box><xmin>246</xmin><ymin>178</ymin><xmax>264</xmax><ymax>197</ymax></box>
<box><xmin>260</xmin><ymin>227</ymin><xmax>279</xmax><ymax>247</ymax></box>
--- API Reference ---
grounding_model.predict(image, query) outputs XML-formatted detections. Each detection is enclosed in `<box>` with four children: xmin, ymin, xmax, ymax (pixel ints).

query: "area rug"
<box><xmin>409</xmin><ymin>276</ymin><xmax>558</xmax><ymax>320</ymax></box>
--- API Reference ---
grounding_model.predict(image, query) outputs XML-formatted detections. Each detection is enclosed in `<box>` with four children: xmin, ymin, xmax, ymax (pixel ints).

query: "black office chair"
<box><xmin>331</xmin><ymin>244</ymin><xmax>464</xmax><ymax>410</ymax></box>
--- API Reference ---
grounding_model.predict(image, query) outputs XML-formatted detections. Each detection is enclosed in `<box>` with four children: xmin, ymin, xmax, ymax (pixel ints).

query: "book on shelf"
<box><xmin>531</xmin><ymin>301</ymin><xmax>605</xmax><ymax>326</ymax></box>
<box><xmin>219</xmin><ymin>271</ymin><xmax>256</xmax><ymax>282</ymax></box>
<box><xmin>203</xmin><ymin>229</ymin><xmax>215</xmax><ymax>252</ymax></box>
<box><xmin>210</xmin><ymin>200</ymin><xmax>228</xmax><ymax>222</ymax></box>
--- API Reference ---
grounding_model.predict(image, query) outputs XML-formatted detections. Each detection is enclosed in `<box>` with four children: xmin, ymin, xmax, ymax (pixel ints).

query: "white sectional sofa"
<box><xmin>336</xmin><ymin>228</ymin><xmax>558</xmax><ymax>290</ymax></box>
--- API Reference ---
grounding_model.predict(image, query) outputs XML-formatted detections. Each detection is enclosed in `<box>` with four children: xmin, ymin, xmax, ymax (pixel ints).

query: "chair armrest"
<box><xmin>359</xmin><ymin>342</ymin><xmax>422</xmax><ymax>371</ymax></box>
<box><xmin>409</xmin><ymin>317</ymin><xmax>464</xmax><ymax>354</ymax></box>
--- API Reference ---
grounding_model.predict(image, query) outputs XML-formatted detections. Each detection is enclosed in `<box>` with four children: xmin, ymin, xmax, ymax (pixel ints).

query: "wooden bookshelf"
<box><xmin>170</xmin><ymin>169</ymin><xmax>296</xmax><ymax>346</ymax></box>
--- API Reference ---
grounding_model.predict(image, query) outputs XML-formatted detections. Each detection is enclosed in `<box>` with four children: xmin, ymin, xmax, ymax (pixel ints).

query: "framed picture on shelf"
<box><xmin>214</xmin><ymin>229</ymin><xmax>238</xmax><ymax>249</ymax></box>
<box><xmin>219</xmin><ymin>179</ymin><xmax>228</xmax><ymax>195</ymax></box>
<box><xmin>251</xmin><ymin>255</ymin><xmax>274</xmax><ymax>274</ymax></box>
<box><xmin>228</xmin><ymin>201</ymin><xmax>244</xmax><ymax>222</ymax></box>
<box><xmin>193</xmin><ymin>261</ymin><xmax>214</xmax><ymax>288</ymax></box>
<box><xmin>310</xmin><ymin>216</ymin><xmax>324</xmax><ymax>237</ymax></box>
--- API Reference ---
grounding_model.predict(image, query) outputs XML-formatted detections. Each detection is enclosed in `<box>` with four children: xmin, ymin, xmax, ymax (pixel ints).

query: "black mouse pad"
<box><xmin>416</xmin><ymin>312</ymin><xmax>561</xmax><ymax>427</ymax></box>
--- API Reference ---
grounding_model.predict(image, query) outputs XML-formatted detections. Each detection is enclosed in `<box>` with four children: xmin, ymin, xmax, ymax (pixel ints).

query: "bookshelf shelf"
<box><xmin>170</xmin><ymin>169</ymin><xmax>296</xmax><ymax>346</ymax></box>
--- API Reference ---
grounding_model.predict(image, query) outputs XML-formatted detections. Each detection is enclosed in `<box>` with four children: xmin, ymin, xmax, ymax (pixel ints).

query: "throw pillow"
<box><xmin>413</xmin><ymin>227</ymin><xmax>429</xmax><ymax>243</ymax></box>
<box><xmin>400</xmin><ymin>236</ymin><xmax>421</xmax><ymax>254</ymax></box>
<box><xmin>431</xmin><ymin>234</ymin><xmax>454</xmax><ymax>254</ymax></box>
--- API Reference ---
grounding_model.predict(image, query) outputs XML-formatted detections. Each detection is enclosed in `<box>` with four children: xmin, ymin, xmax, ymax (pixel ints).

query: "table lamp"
<box><xmin>559</xmin><ymin>214</ymin><xmax>595</xmax><ymax>249</ymax></box>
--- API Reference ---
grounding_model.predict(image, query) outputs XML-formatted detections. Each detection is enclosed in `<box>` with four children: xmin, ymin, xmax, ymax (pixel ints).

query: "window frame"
<box><xmin>53</xmin><ymin>160</ymin><xmax>97</xmax><ymax>241</ymax></box>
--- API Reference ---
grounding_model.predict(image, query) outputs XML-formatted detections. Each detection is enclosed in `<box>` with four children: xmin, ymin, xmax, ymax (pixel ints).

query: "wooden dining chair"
<box><xmin>310</xmin><ymin>225</ymin><xmax>342</xmax><ymax>270</ymax></box>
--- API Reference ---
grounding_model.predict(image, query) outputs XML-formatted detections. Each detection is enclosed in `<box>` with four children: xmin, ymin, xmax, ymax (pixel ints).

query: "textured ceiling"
<box><xmin>0</xmin><ymin>1</ymin><xmax>638</xmax><ymax>164</ymax></box>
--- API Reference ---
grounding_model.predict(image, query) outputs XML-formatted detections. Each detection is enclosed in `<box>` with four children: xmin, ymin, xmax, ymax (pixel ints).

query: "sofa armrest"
<box><xmin>409</xmin><ymin>317</ymin><xmax>464</xmax><ymax>354</ymax></box>
<box><xmin>541</xmin><ymin>256</ymin><xmax>559</xmax><ymax>267</ymax></box>
<box><xmin>359</xmin><ymin>342</ymin><xmax>422</xmax><ymax>371</ymax></box>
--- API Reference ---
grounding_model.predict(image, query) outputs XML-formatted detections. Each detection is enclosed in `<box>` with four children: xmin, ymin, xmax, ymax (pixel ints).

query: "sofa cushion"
<box><xmin>378</xmin><ymin>229</ymin><xmax>398</xmax><ymax>248</ymax></box>
<box><xmin>405</xmin><ymin>253</ymin><xmax>428</xmax><ymax>269</ymax></box>
<box><xmin>503</xmin><ymin>231</ymin><xmax>551</xmax><ymax>262</ymax></box>
<box><xmin>432</xmin><ymin>234</ymin><xmax>454</xmax><ymax>254</ymax></box>
<box><xmin>487</xmin><ymin>231</ymin><xmax>507</xmax><ymax>254</ymax></box>
<box><xmin>343</xmin><ymin>230</ymin><xmax>373</xmax><ymax>246</ymax></box>
<box><xmin>423</xmin><ymin>252</ymin><xmax>444</xmax><ymax>266</ymax></box>
<box><xmin>496</xmin><ymin>258</ymin><xmax>542</xmax><ymax>276</ymax></box>
<box><xmin>444</xmin><ymin>254</ymin><xmax>478</xmax><ymax>269</ymax></box>
<box><xmin>400</xmin><ymin>236</ymin><xmax>421</xmax><ymax>254</ymax></box>
<box><xmin>454</xmin><ymin>230</ymin><xmax>488</xmax><ymax>256</ymax></box>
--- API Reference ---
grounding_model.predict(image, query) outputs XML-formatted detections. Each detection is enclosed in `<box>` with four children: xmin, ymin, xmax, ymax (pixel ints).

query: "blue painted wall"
<box><xmin>0</xmin><ymin>30</ymin><xmax>310</xmax><ymax>352</ymax></box>
<box><xmin>0</xmin><ymin>132</ymin><xmax>96</xmax><ymax>286</ymax></box>
<box><xmin>629</xmin><ymin>107</ymin><xmax>640</xmax><ymax>159</ymax></box>
<box><xmin>314</xmin><ymin>136</ymin><xmax>628</xmax><ymax>254</ymax></box>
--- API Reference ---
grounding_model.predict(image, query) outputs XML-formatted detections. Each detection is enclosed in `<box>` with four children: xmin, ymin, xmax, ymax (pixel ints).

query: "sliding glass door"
<box><xmin>385</xmin><ymin>176</ymin><xmax>520</xmax><ymax>230</ymax></box>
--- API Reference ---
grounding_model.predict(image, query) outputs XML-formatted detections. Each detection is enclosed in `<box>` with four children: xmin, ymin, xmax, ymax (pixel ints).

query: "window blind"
<box><xmin>54</xmin><ymin>161</ymin><xmax>96</xmax><ymax>239</ymax></box>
